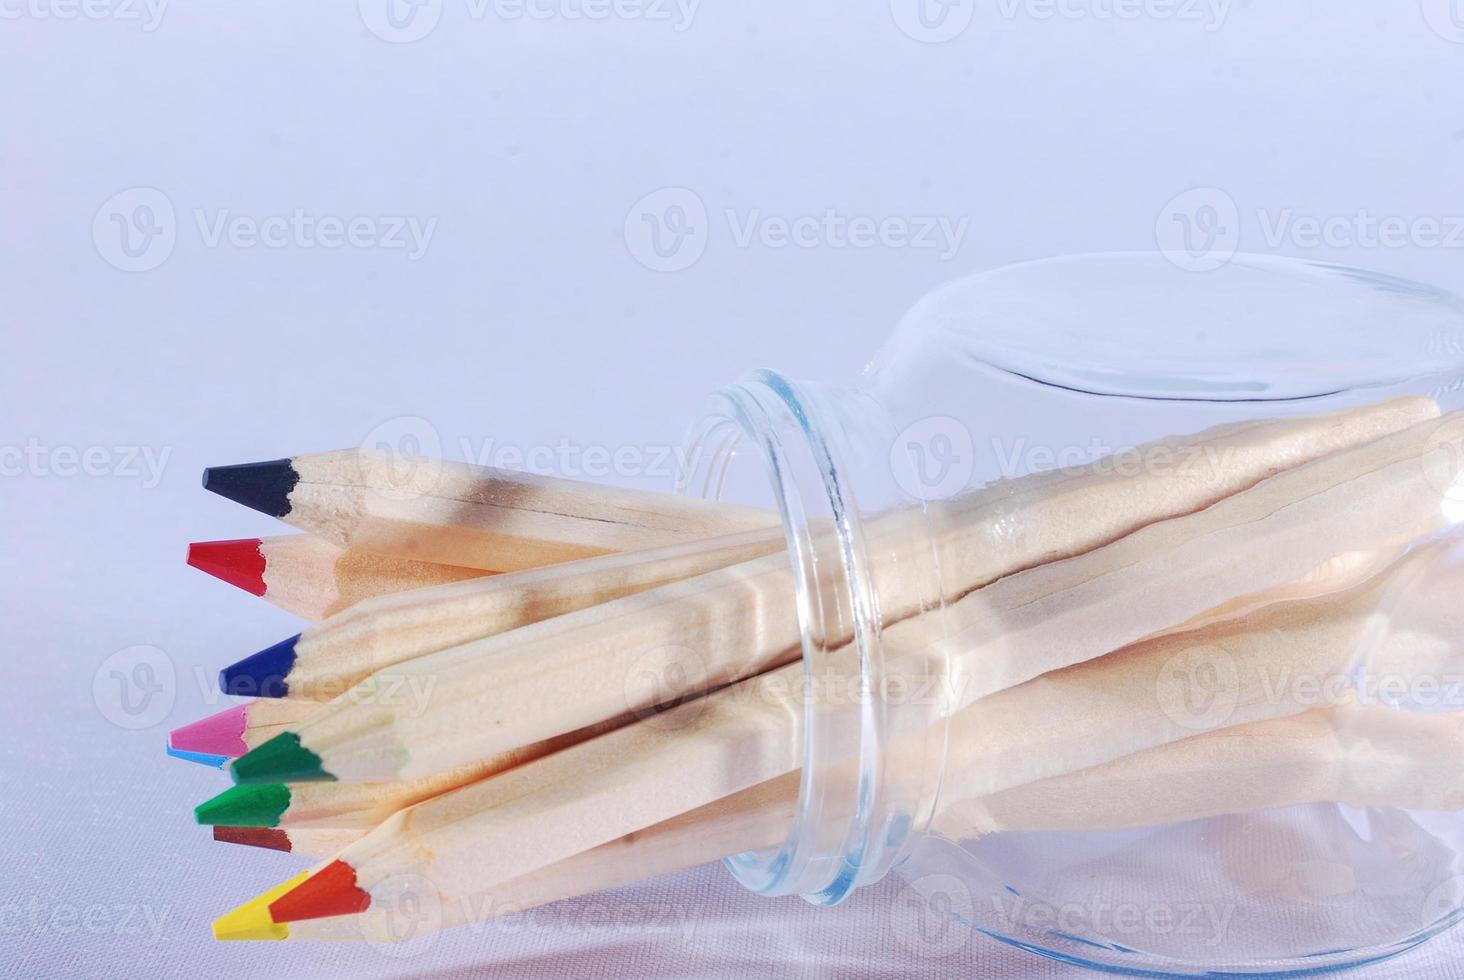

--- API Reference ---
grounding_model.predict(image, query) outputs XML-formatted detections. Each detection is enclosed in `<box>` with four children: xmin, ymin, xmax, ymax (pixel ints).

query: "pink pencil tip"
<box><xmin>168</xmin><ymin>704</ymin><xmax>249</xmax><ymax>758</ymax></box>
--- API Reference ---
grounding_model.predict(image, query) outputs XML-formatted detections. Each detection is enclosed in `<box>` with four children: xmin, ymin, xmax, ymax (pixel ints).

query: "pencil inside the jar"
<box><xmin>202</xmin><ymin>449</ymin><xmax>779</xmax><ymax>572</ymax></box>
<box><xmin>184</xmin><ymin>395</ymin><xmax>1464</xmax><ymax>942</ymax></box>
<box><xmin>226</xmin><ymin>400</ymin><xmax>1453</xmax><ymax>789</ymax></box>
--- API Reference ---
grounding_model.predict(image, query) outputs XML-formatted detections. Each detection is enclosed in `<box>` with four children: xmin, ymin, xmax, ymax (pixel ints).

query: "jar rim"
<box><xmin>680</xmin><ymin>369</ymin><xmax>934</xmax><ymax>905</ymax></box>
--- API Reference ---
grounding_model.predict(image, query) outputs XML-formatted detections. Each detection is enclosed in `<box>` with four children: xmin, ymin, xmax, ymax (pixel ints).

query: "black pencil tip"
<box><xmin>202</xmin><ymin>459</ymin><xmax>299</xmax><ymax>518</ymax></box>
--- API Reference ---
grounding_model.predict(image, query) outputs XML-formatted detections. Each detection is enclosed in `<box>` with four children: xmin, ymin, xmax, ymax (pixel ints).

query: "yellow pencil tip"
<box><xmin>212</xmin><ymin>872</ymin><xmax>311</xmax><ymax>941</ymax></box>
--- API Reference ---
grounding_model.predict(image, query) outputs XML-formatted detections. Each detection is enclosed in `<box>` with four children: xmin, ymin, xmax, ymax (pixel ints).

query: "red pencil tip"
<box><xmin>268</xmin><ymin>860</ymin><xmax>372</xmax><ymax>923</ymax></box>
<box><xmin>188</xmin><ymin>538</ymin><xmax>267</xmax><ymax>597</ymax></box>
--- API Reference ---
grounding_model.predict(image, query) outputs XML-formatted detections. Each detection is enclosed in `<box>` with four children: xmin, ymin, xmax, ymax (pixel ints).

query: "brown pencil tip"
<box><xmin>213</xmin><ymin>826</ymin><xmax>293</xmax><ymax>852</ymax></box>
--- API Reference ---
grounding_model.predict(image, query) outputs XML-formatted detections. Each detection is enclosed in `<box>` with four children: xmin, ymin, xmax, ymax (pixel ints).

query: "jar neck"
<box><xmin>682</xmin><ymin>369</ymin><xmax>951</xmax><ymax>905</ymax></box>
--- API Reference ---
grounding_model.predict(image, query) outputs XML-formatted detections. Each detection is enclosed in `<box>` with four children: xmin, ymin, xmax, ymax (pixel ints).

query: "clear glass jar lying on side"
<box><xmin>681</xmin><ymin>252</ymin><xmax>1464</xmax><ymax>977</ymax></box>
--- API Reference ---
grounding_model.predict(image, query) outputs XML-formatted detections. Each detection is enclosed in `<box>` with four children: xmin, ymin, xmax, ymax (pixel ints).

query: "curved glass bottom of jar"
<box><xmin>891</xmin><ymin>804</ymin><xmax>1464</xmax><ymax>977</ymax></box>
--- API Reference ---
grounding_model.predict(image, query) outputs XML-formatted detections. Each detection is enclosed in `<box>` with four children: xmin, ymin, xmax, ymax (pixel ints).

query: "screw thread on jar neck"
<box><xmin>682</xmin><ymin>369</ymin><xmax>950</xmax><ymax>905</ymax></box>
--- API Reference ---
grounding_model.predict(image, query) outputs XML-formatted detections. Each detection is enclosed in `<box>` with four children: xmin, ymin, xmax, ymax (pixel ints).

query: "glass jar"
<box><xmin>680</xmin><ymin>252</ymin><xmax>1464</xmax><ymax>976</ymax></box>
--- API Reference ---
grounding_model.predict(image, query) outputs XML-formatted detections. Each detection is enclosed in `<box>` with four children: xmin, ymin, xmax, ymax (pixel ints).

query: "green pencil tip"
<box><xmin>194</xmin><ymin>783</ymin><xmax>293</xmax><ymax>827</ymax></box>
<box><xmin>230</xmin><ymin>732</ymin><xmax>334</xmax><ymax>785</ymax></box>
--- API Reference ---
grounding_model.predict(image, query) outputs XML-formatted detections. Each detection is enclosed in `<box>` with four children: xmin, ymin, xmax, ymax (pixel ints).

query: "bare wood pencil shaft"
<box><xmin>287</xmin><ymin>526</ymin><xmax>787</xmax><ymax>699</ymax></box>
<box><xmin>301</xmin><ymin>402</ymin><xmax>1451</xmax><ymax>784</ymax></box>
<box><xmin>285</xmin><ymin>449</ymin><xmax>777</xmax><ymax>571</ymax></box>
<box><xmin>258</xmin><ymin>535</ymin><xmax>489</xmax><ymax>621</ymax></box>
<box><xmin>302</xmin><ymin>699</ymin><xmax>1464</xmax><ymax>939</ymax></box>
<box><xmin>332</xmin><ymin>540</ymin><xmax>1449</xmax><ymax>908</ymax></box>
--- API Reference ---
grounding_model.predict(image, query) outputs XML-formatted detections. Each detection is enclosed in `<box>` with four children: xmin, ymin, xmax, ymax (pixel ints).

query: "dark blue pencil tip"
<box><xmin>218</xmin><ymin>634</ymin><xmax>300</xmax><ymax>699</ymax></box>
<box><xmin>202</xmin><ymin>459</ymin><xmax>299</xmax><ymax>518</ymax></box>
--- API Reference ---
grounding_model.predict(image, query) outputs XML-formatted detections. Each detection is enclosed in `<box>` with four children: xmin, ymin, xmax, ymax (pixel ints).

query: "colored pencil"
<box><xmin>188</xmin><ymin>535</ymin><xmax>489</xmax><ymax>622</ymax></box>
<box><xmin>168</xmin><ymin>700</ymin><xmax>315</xmax><ymax>768</ymax></box>
<box><xmin>942</xmin><ymin>701</ymin><xmax>1464</xmax><ymax>837</ymax></box>
<box><xmin>242</xmin><ymin>559</ymin><xmax>1455</xmax><ymax>930</ymax></box>
<box><xmin>216</xmin><ymin>526</ymin><xmax>786</xmax><ymax>700</ymax></box>
<box><xmin>228</xmin><ymin>407</ymin><xmax>1455</xmax><ymax>787</ymax></box>
<box><xmin>212</xmin><ymin>825</ymin><xmax>364</xmax><ymax>859</ymax></box>
<box><xmin>202</xmin><ymin>449</ymin><xmax>775</xmax><ymax>572</ymax></box>
<box><xmin>216</xmin><ymin>699</ymin><xmax>1464</xmax><ymax>939</ymax></box>
<box><xmin>195</xmin><ymin>396</ymin><xmax>1455</xmax><ymax>943</ymax></box>
<box><xmin>195</xmin><ymin>713</ymin><xmax>629</xmax><ymax>829</ymax></box>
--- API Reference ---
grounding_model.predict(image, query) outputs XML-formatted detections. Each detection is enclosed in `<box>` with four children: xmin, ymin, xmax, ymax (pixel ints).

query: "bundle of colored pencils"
<box><xmin>174</xmin><ymin>400</ymin><xmax>1464</xmax><ymax>942</ymax></box>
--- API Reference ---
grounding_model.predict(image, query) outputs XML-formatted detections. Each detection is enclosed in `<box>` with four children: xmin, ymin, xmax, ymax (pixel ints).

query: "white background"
<box><xmin>3</xmin><ymin>1</ymin><xmax>1464</xmax><ymax>977</ymax></box>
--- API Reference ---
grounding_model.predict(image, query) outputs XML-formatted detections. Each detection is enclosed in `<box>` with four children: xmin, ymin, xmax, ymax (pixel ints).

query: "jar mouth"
<box><xmin>681</xmin><ymin>369</ymin><xmax>941</xmax><ymax>905</ymax></box>
<box><xmin>878</xmin><ymin>252</ymin><xmax>1464</xmax><ymax>404</ymax></box>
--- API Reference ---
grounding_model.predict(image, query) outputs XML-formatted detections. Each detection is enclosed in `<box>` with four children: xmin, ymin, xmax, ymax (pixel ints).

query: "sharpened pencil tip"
<box><xmin>213</xmin><ymin>826</ymin><xmax>293</xmax><ymax>853</ymax></box>
<box><xmin>165</xmin><ymin>745</ymin><xmax>230</xmax><ymax>769</ymax></box>
<box><xmin>212</xmin><ymin>872</ymin><xmax>312</xmax><ymax>941</ymax></box>
<box><xmin>218</xmin><ymin>635</ymin><xmax>299</xmax><ymax>698</ymax></box>
<box><xmin>170</xmin><ymin>704</ymin><xmax>249</xmax><ymax>757</ymax></box>
<box><xmin>202</xmin><ymin>459</ymin><xmax>299</xmax><ymax>518</ymax></box>
<box><xmin>231</xmin><ymin>732</ymin><xmax>334</xmax><ymax>785</ymax></box>
<box><xmin>187</xmin><ymin>539</ymin><xmax>267</xmax><ymax>597</ymax></box>
<box><xmin>196</xmin><ymin>783</ymin><xmax>293</xmax><ymax>827</ymax></box>
<box><xmin>268</xmin><ymin>860</ymin><xmax>372</xmax><ymax>923</ymax></box>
